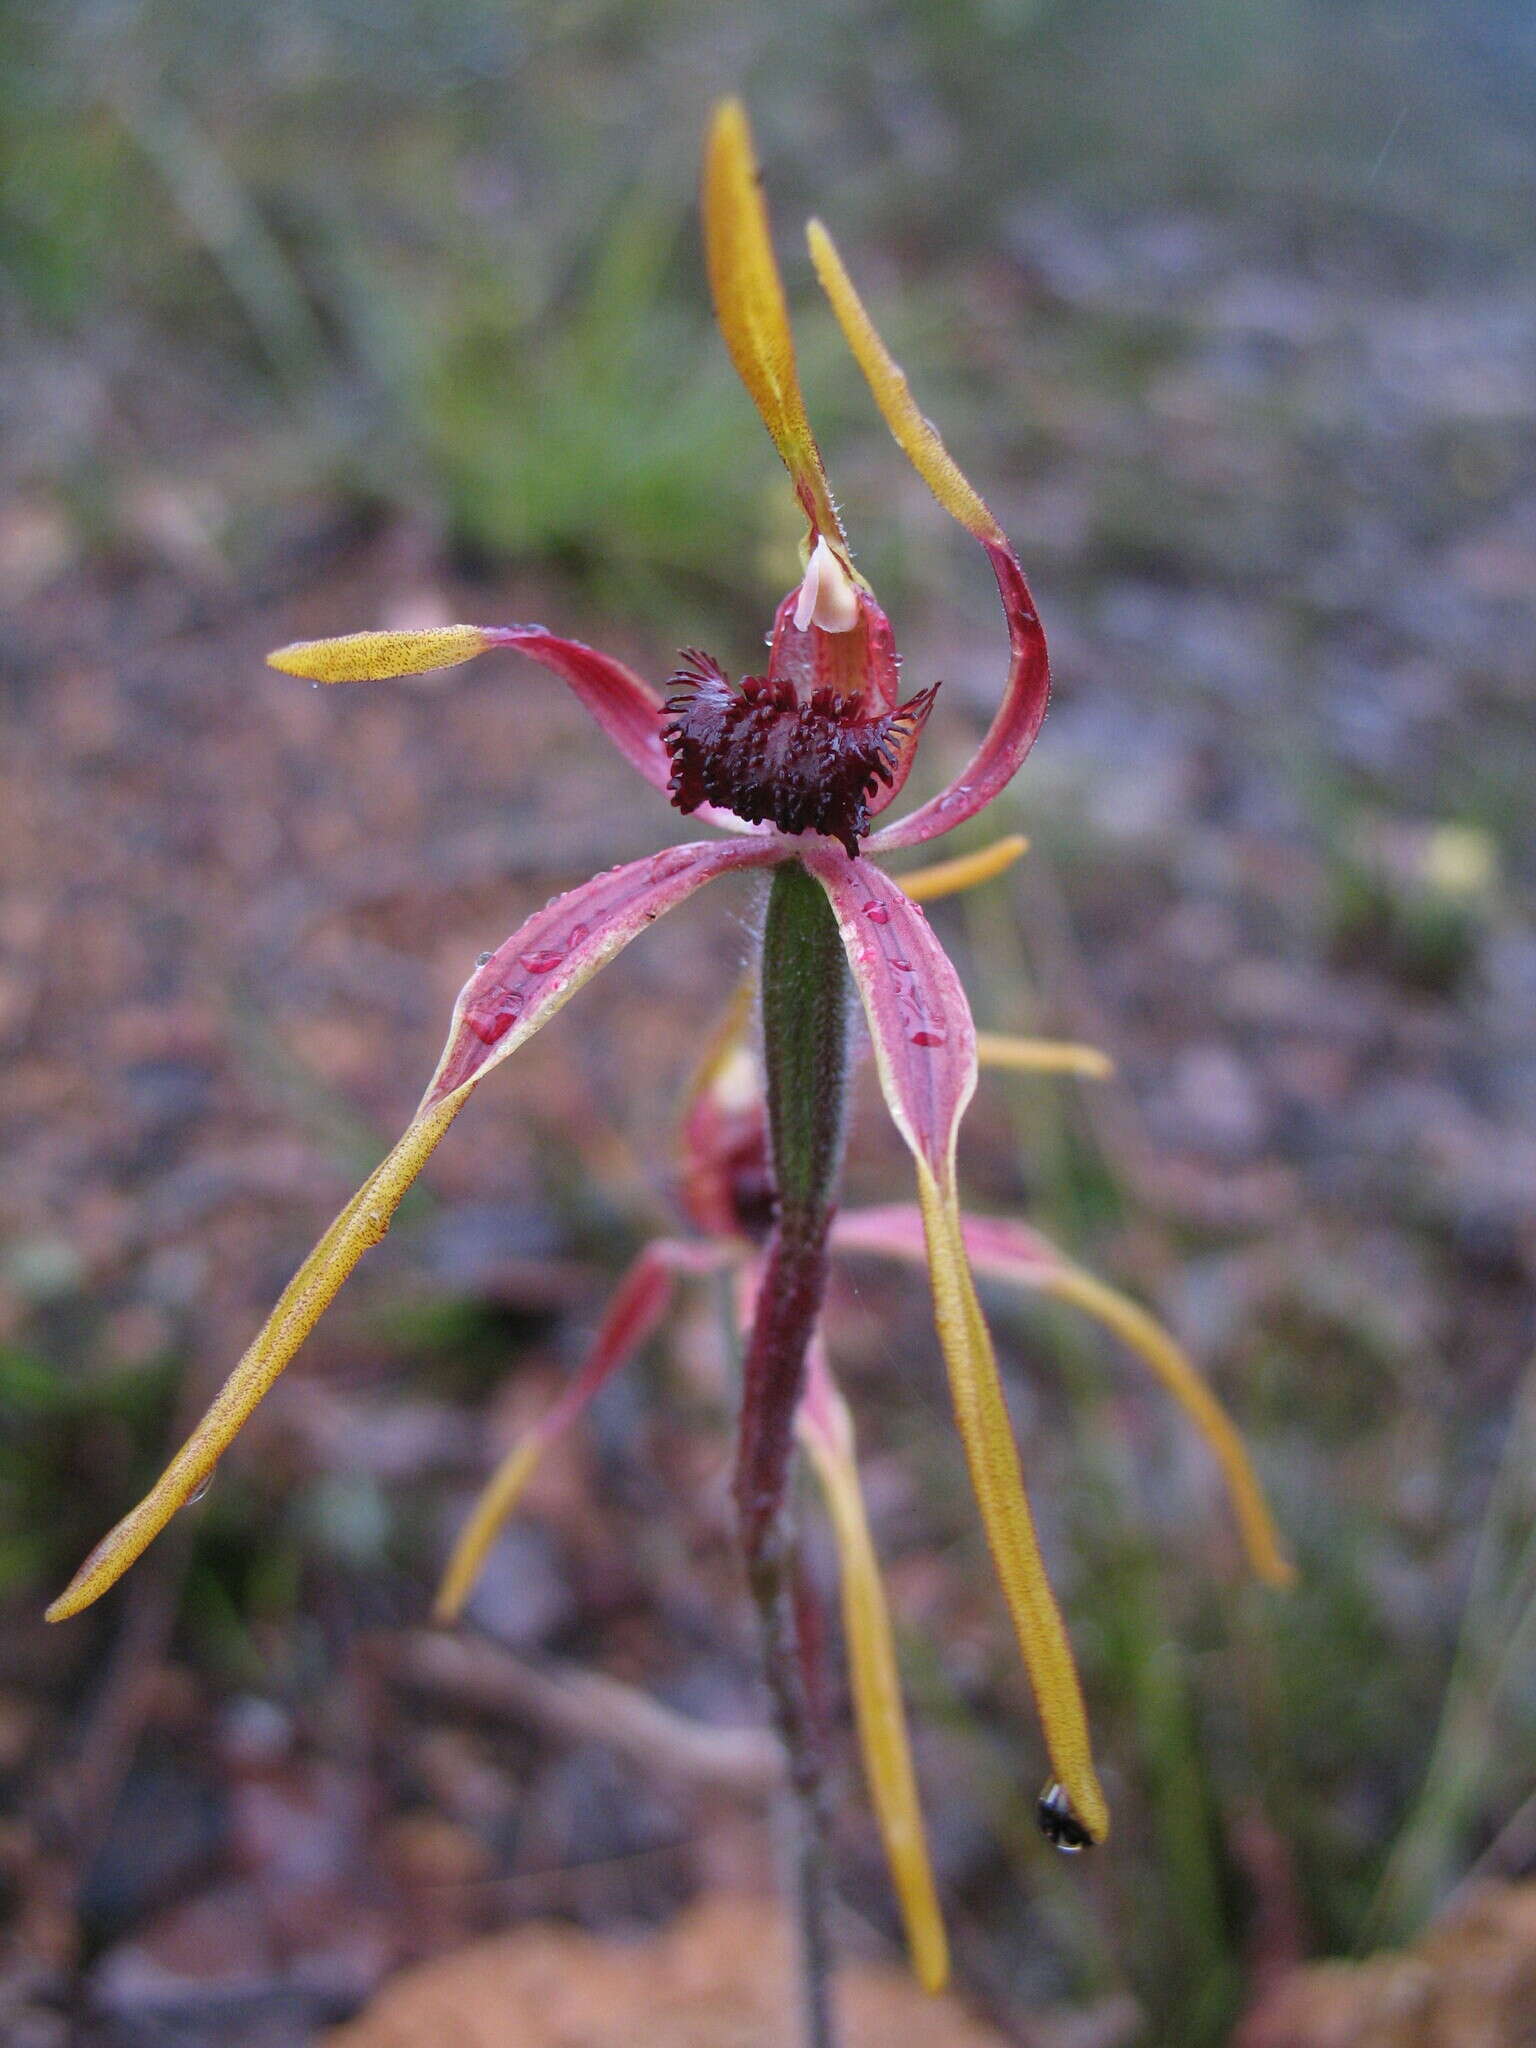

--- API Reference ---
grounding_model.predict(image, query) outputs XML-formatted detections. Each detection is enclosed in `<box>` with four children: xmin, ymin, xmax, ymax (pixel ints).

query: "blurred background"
<box><xmin>3</xmin><ymin>2</ymin><xmax>1534</xmax><ymax>2043</ymax></box>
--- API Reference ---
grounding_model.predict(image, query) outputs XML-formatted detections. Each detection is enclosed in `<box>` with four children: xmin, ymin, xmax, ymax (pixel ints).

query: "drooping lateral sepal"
<box><xmin>832</xmin><ymin>1205</ymin><xmax>1294</xmax><ymax>1589</ymax></box>
<box><xmin>47</xmin><ymin>837</ymin><xmax>780</xmax><ymax>1622</ymax></box>
<box><xmin>435</xmin><ymin>1237</ymin><xmax>732</xmax><ymax>1623</ymax></box>
<box><xmin>805</xmin><ymin>850</ymin><xmax>1110</xmax><ymax>1842</ymax></box>
<box><xmin>797</xmin><ymin>1339</ymin><xmax>950</xmax><ymax>1992</ymax></box>
<box><xmin>662</xmin><ymin>652</ymin><xmax>938</xmax><ymax>858</ymax></box>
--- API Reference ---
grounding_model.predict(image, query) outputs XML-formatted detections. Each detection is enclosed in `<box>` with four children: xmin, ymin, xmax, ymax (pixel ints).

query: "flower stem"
<box><xmin>739</xmin><ymin>857</ymin><xmax>849</xmax><ymax>2048</ymax></box>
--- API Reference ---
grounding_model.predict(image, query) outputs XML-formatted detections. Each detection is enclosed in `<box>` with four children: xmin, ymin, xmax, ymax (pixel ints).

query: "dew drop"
<box><xmin>910</xmin><ymin>1028</ymin><xmax>947</xmax><ymax>1049</ymax></box>
<box><xmin>475</xmin><ymin>950</ymin><xmax>494</xmax><ymax>966</ymax></box>
<box><xmin>1037</xmin><ymin>1782</ymin><xmax>1094</xmax><ymax>1853</ymax></box>
<box><xmin>862</xmin><ymin>900</ymin><xmax>890</xmax><ymax>925</ymax></box>
<box><xmin>186</xmin><ymin>1468</ymin><xmax>217</xmax><ymax>1507</ymax></box>
<box><xmin>519</xmin><ymin>948</ymin><xmax>563</xmax><ymax>975</ymax></box>
<box><xmin>889</xmin><ymin>957</ymin><xmax>912</xmax><ymax>972</ymax></box>
<box><xmin>466</xmin><ymin>987</ymin><xmax>525</xmax><ymax>1044</ymax></box>
<box><xmin>567</xmin><ymin>923</ymin><xmax>590</xmax><ymax>947</ymax></box>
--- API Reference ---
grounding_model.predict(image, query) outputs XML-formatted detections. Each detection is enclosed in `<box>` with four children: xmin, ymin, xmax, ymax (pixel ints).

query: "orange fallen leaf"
<box><xmin>326</xmin><ymin>1893</ymin><xmax>1012</xmax><ymax>2048</ymax></box>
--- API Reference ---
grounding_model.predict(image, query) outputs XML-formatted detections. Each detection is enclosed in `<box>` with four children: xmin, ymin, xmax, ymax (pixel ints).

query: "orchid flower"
<box><xmin>47</xmin><ymin>101</ymin><xmax>1291</xmax><ymax>1925</ymax></box>
<box><xmin>431</xmin><ymin>965</ymin><xmax>1291</xmax><ymax>1985</ymax></box>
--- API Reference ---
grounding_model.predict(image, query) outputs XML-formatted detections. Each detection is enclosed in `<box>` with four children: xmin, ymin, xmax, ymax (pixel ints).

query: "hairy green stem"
<box><xmin>738</xmin><ymin>858</ymin><xmax>850</xmax><ymax>2048</ymax></box>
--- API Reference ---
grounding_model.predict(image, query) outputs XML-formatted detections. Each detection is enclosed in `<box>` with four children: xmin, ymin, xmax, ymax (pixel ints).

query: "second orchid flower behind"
<box><xmin>434</xmin><ymin>940</ymin><xmax>1293</xmax><ymax>1988</ymax></box>
<box><xmin>47</xmin><ymin>99</ymin><xmax>1293</xmax><ymax>1987</ymax></box>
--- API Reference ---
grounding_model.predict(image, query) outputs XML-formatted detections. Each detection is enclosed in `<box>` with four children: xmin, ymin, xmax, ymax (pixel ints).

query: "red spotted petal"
<box><xmin>45</xmin><ymin>838</ymin><xmax>777</xmax><ymax>1622</ymax></box>
<box><xmin>424</xmin><ymin>838</ymin><xmax>783</xmax><ymax>1107</ymax></box>
<box><xmin>807</xmin><ymin>848</ymin><xmax>1109</xmax><ymax>1841</ymax></box>
<box><xmin>802</xmin><ymin>852</ymin><xmax>976</xmax><ymax>1173</ymax></box>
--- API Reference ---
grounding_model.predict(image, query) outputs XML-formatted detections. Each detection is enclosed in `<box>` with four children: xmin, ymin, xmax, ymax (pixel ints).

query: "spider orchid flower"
<box><xmin>432</xmin><ymin>967</ymin><xmax>1291</xmax><ymax>1987</ymax></box>
<box><xmin>46</xmin><ymin>101</ymin><xmax>1291</xmax><ymax>1879</ymax></box>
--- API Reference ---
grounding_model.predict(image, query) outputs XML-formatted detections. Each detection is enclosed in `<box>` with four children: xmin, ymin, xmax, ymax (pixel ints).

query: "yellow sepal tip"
<box><xmin>1042</xmin><ymin>1265</ymin><xmax>1296</xmax><ymax>1590</ymax></box>
<box><xmin>434</xmin><ymin>1436</ymin><xmax>546</xmax><ymax>1625</ymax></box>
<box><xmin>807</xmin><ymin>219</ymin><xmax>1004</xmax><ymax>547</ymax></box>
<box><xmin>267</xmin><ymin>625</ymin><xmax>495</xmax><ymax>684</ymax></box>
<box><xmin>801</xmin><ymin>1378</ymin><xmax>950</xmax><ymax>1990</ymax></box>
<box><xmin>895</xmin><ymin>835</ymin><xmax>1028</xmax><ymax>904</ymax></box>
<box><xmin>975</xmin><ymin>1032</ymin><xmax>1115</xmax><ymax>1080</ymax></box>
<box><xmin>46</xmin><ymin>1094</ymin><xmax>467</xmax><ymax>1622</ymax></box>
<box><xmin>915</xmin><ymin>1160</ymin><xmax>1109</xmax><ymax>1843</ymax></box>
<box><xmin>703</xmin><ymin>101</ymin><xmax>844</xmax><ymax>553</ymax></box>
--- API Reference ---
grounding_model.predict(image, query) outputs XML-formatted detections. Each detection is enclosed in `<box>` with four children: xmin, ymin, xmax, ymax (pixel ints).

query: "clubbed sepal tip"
<box><xmin>662</xmin><ymin>652</ymin><xmax>938</xmax><ymax>859</ymax></box>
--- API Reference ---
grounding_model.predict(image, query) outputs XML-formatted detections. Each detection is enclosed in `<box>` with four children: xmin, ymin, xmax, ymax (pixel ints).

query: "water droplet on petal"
<box><xmin>186</xmin><ymin>1468</ymin><xmax>217</xmax><ymax>1506</ymax></box>
<box><xmin>1037</xmin><ymin>1782</ymin><xmax>1094</xmax><ymax>1853</ymax></box>
<box><xmin>466</xmin><ymin>987</ymin><xmax>525</xmax><ymax>1043</ymax></box>
<box><xmin>909</xmin><ymin>1028</ymin><xmax>947</xmax><ymax>1048</ymax></box>
<box><xmin>889</xmin><ymin>957</ymin><xmax>912</xmax><ymax>972</ymax></box>
<box><xmin>567</xmin><ymin>924</ymin><xmax>590</xmax><ymax>947</ymax></box>
<box><xmin>519</xmin><ymin>948</ymin><xmax>563</xmax><ymax>975</ymax></box>
<box><xmin>863</xmin><ymin>900</ymin><xmax>890</xmax><ymax>925</ymax></box>
<box><xmin>475</xmin><ymin>950</ymin><xmax>494</xmax><ymax>966</ymax></box>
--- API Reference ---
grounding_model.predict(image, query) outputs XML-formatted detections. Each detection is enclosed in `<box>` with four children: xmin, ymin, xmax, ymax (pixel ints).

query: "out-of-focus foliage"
<box><xmin>5</xmin><ymin>0</ymin><xmax>1532</xmax><ymax>606</ymax></box>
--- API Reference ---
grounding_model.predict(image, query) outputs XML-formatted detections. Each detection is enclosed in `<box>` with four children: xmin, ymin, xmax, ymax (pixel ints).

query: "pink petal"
<box><xmin>833</xmin><ymin>1205</ymin><xmax>1295</xmax><ymax>1591</ymax></box>
<box><xmin>424</xmin><ymin>838</ymin><xmax>783</xmax><ymax>1108</ymax></box>
<box><xmin>802</xmin><ymin>852</ymin><xmax>977</xmax><ymax>1175</ymax></box>
<box><xmin>435</xmin><ymin>1235</ymin><xmax>732</xmax><ymax>1622</ymax></box>
<box><xmin>834</xmin><ymin>1204</ymin><xmax>1061</xmax><ymax>1283</ymax></box>
<box><xmin>867</xmin><ymin>539</ymin><xmax>1050</xmax><ymax>850</ymax></box>
<box><xmin>46</xmin><ymin>838</ymin><xmax>776</xmax><ymax>1623</ymax></box>
<box><xmin>485</xmin><ymin>626</ymin><xmax>758</xmax><ymax>835</ymax></box>
<box><xmin>536</xmin><ymin>1238</ymin><xmax>732</xmax><ymax>1445</ymax></box>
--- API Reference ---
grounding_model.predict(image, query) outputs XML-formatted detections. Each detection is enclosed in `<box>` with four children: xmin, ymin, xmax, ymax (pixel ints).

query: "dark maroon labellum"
<box><xmin>661</xmin><ymin>651</ymin><xmax>939</xmax><ymax>859</ymax></box>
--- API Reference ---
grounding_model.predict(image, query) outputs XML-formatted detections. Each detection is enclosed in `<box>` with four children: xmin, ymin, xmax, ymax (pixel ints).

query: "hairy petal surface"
<box><xmin>832</xmin><ymin>1207</ymin><xmax>1293</xmax><ymax>1590</ymax></box>
<box><xmin>435</xmin><ymin>1238</ymin><xmax>733</xmax><ymax>1623</ymax></box>
<box><xmin>703</xmin><ymin>101</ymin><xmax>846</xmax><ymax>557</ymax></box>
<box><xmin>48</xmin><ymin>839</ymin><xmax>777</xmax><ymax>1622</ymax></box>
<box><xmin>797</xmin><ymin>1342</ymin><xmax>949</xmax><ymax>1992</ymax></box>
<box><xmin>806</xmin><ymin>852</ymin><xmax>1108</xmax><ymax>1841</ymax></box>
<box><xmin>806</xmin><ymin>225</ymin><xmax>1051</xmax><ymax>850</ymax></box>
<box><xmin>267</xmin><ymin>625</ymin><xmax>501</xmax><ymax>682</ymax></box>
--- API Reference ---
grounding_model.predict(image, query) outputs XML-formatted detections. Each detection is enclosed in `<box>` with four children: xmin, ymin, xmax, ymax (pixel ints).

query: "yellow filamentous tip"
<box><xmin>266</xmin><ymin>625</ymin><xmax>495</xmax><ymax>683</ymax></box>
